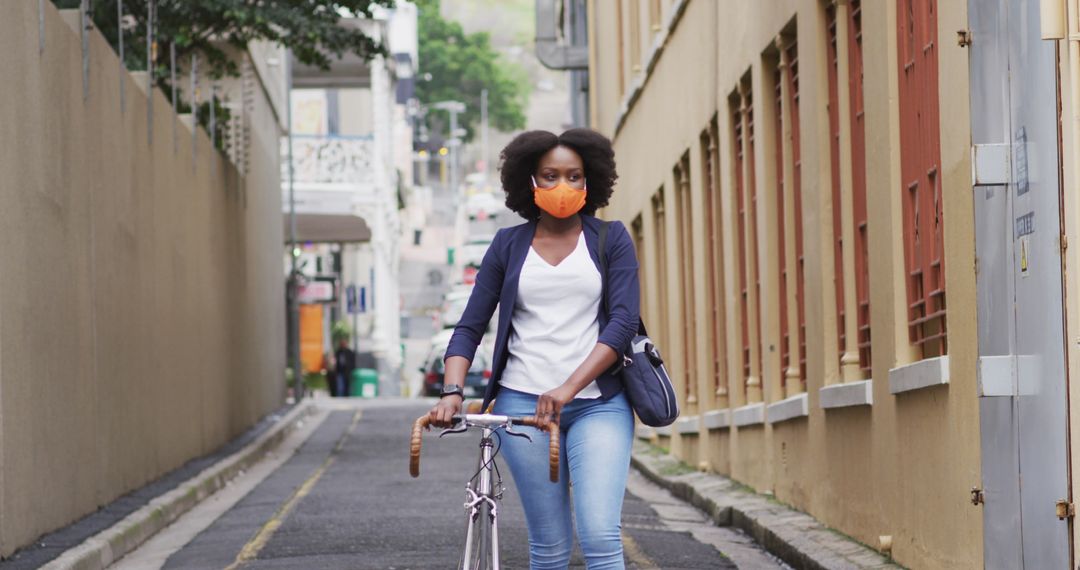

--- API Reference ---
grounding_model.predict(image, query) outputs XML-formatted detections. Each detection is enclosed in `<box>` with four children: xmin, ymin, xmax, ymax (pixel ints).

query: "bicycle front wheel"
<box><xmin>460</xmin><ymin>499</ymin><xmax>494</xmax><ymax>570</ymax></box>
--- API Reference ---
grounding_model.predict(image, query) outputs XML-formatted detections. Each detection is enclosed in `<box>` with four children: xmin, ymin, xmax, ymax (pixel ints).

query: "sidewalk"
<box><xmin>630</xmin><ymin>439</ymin><xmax>902</xmax><ymax>570</ymax></box>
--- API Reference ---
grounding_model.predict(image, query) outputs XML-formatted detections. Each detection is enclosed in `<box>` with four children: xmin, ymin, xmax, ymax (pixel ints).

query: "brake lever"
<box><xmin>502</xmin><ymin>423</ymin><xmax>533</xmax><ymax>442</ymax></box>
<box><xmin>438</xmin><ymin>422</ymin><xmax>470</xmax><ymax>438</ymax></box>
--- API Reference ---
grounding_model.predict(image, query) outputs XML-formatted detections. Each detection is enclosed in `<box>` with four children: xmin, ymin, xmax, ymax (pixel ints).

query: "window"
<box><xmin>674</xmin><ymin>154</ymin><xmax>697</xmax><ymax>406</ymax></box>
<box><xmin>849</xmin><ymin>0</ymin><xmax>871</xmax><ymax>373</ymax></box>
<box><xmin>702</xmin><ymin>121</ymin><xmax>728</xmax><ymax>404</ymax></box>
<box><xmin>651</xmin><ymin>189</ymin><xmax>669</xmax><ymax>351</ymax></box>
<box><xmin>897</xmin><ymin>0</ymin><xmax>945</xmax><ymax>357</ymax></box>
<box><xmin>616</xmin><ymin>1</ymin><xmax>626</xmax><ymax>97</ymax></box>
<box><xmin>649</xmin><ymin>0</ymin><xmax>662</xmax><ymax>32</ymax></box>
<box><xmin>631</xmin><ymin>214</ymin><xmax>647</xmax><ymax>331</ymax></box>
<box><xmin>628</xmin><ymin>0</ymin><xmax>642</xmax><ymax>74</ymax></box>
<box><xmin>827</xmin><ymin>1</ymin><xmax>872</xmax><ymax>376</ymax></box>
<box><xmin>773</xmin><ymin>36</ymin><xmax>807</xmax><ymax>393</ymax></box>
<box><xmin>734</xmin><ymin>100</ymin><xmax>750</xmax><ymax>387</ymax></box>
<box><xmin>733</xmin><ymin>84</ymin><xmax>762</xmax><ymax>403</ymax></box>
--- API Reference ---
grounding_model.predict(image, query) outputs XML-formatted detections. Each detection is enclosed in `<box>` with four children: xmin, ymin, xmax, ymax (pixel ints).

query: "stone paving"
<box><xmin>630</xmin><ymin>440</ymin><xmax>904</xmax><ymax>570</ymax></box>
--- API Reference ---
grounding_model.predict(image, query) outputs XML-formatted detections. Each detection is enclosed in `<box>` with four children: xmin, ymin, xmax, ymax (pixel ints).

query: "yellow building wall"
<box><xmin>590</xmin><ymin>1</ymin><xmax>983</xmax><ymax>567</ymax></box>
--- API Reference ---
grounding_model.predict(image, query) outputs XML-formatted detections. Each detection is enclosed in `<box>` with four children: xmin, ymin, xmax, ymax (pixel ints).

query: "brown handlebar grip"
<box><xmin>520</xmin><ymin>419</ymin><xmax>560</xmax><ymax>483</ymax></box>
<box><xmin>410</xmin><ymin>415</ymin><xmax>431</xmax><ymax>478</ymax></box>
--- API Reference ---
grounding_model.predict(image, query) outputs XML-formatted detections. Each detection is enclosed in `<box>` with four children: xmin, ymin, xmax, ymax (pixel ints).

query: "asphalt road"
<box><xmin>155</xmin><ymin>401</ymin><xmax>749</xmax><ymax>569</ymax></box>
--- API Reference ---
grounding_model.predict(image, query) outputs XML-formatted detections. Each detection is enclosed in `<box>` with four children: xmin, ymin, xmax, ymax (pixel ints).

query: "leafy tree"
<box><xmin>55</xmin><ymin>0</ymin><xmax>395</xmax><ymax>144</ymax></box>
<box><xmin>414</xmin><ymin>0</ymin><xmax>527</xmax><ymax>141</ymax></box>
<box><xmin>57</xmin><ymin>0</ymin><xmax>395</xmax><ymax>77</ymax></box>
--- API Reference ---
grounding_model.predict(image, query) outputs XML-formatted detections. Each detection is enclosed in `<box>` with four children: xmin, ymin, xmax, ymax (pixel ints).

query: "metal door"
<box><xmin>970</xmin><ymin>0</ymin><xmax>1071</xmax><ymax>567</ymax></box>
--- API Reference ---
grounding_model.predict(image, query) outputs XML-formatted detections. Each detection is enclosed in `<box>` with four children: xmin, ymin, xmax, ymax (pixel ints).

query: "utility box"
<box><xmin>350</xmin><ymin>368</ymin><xmax>379</xmax><ymax>398</ymax></box>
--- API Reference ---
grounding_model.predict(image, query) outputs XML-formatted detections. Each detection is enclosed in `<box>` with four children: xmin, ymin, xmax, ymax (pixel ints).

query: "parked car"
<box><xmin>421</xmin><ymin>347</ymin><xmax>491</xmax><ymax>397</ymax></box>
<box><xmin>466</xmin><ymin>192</ymin><xmax>503</xmax><ymax>221</ymax></box>
<box><xmin>459</xmin><ymin>234</ymin><xmax>495</xmax><ymax>270</ymax></box>
<box><xmin>440</xmin><ymin>288</ymin><xmax>473</xmax><ymax>328</ymax></box>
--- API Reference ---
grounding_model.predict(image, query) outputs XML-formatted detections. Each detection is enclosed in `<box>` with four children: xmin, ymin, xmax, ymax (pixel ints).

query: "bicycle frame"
<box><xmin>410</xmin><ymin>413</ymin><xmax>559</xmax><ymax>570</ymax></box>
<box><xmin>461</xmin><ymin>424</ymin><xmax>500</xmax><ymax>569</ymax></box>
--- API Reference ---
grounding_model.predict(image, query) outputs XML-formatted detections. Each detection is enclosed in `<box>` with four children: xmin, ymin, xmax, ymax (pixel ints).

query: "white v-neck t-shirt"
<box><xmin>500</xmin><ymin>232</ymin><xmax>603</xmax><ymax>399</ymax></box>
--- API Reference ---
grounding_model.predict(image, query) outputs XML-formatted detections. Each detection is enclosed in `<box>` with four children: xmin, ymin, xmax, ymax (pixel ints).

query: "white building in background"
<box><xmin>283</xmin><ymin>2</ymin><xmax>418</xmax><ymax>391</ymax></box>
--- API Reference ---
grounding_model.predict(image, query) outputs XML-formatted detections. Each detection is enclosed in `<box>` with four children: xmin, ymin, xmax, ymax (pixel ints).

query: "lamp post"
<box><xmin>286</xmin><ymin>49</ymin><xmax>302</xmax><ymax>403</ymax></box>
<box><xmin>431</xmin><ymin>100</ymin><xmax>466</xmax><ymax>199</ymax></box>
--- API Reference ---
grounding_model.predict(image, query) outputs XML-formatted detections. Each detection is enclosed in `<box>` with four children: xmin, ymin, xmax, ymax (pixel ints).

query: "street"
<box><xmin>112</xmin><ymin>399</ymin><xmax>782</xmax><ymax>569</ymax></box>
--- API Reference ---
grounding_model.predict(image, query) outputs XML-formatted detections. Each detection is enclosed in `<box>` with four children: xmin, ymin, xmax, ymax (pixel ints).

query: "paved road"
<box><xmin>126</xmin><ymin>400</ymin><xmax>780</xmax><ymax>569</ymax></box>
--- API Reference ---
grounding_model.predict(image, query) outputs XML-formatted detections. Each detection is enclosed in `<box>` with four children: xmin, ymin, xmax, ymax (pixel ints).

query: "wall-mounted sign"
<box><xmin>298</xmin><ymin>280</ymin><xmax>335</xmax><ymax>303</ymax></box>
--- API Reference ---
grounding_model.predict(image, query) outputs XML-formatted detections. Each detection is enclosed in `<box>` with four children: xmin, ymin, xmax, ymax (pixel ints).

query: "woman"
<box><xmin>428</xmin><ymin>128</ymin><xmax>640</xmax><ymax>570</ymax></box>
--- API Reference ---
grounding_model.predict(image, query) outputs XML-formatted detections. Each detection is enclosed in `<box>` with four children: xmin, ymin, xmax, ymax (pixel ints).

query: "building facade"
<box><xmin>283</xmin><ymin>4</ymin><xmax>418</xmax><ymax>390</ymax></box>
<box><xmin>587</xmin><ymin>0</ymin><xmax>1080</xmax><ymax>567</ymax></box>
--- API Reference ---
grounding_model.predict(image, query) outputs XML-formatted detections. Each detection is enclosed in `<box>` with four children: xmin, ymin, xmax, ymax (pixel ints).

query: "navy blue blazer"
<box><xmin>445</xmin><ymin>215</ymin><xmax>641</xmax><ymax>410</ymax></box>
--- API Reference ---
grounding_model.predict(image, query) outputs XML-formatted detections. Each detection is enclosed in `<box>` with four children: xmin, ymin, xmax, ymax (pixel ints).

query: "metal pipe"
<box><xmin>481</xmin><ymin>89</ymin><xmax>489</xmax><ymax>181</ymax></box>
<box><xmin>1042</xmin><ymin>0</ymin><xmax>1067</xmax><ymax>39</ymax></box>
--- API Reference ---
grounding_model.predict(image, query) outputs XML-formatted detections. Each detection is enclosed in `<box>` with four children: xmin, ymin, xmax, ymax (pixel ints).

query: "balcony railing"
<box><xmin>282</xmin><ymin>135</ymin><xmax>375</xmax><ymax>185</ymax></box>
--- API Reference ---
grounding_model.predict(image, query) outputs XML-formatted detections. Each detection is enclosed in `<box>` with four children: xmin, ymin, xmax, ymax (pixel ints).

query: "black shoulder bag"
<box><xmin>598</xmin><ymin>221</ymin><xmax>679</xmax><ymax>427</ymax></box>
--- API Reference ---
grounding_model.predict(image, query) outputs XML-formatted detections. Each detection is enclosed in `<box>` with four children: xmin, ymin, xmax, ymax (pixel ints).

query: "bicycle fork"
<box><xmin>462</xmin><ymin>427</ymin><xmax>500</xmax><ymax>570</ymax></box>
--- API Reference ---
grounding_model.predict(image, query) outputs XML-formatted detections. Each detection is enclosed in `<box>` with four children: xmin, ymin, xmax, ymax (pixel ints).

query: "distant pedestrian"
<box><xmin>430</xmin><ymin>128</ymin><xmax>639</xmax><ymax>569</ymax></box>
<box><xmin>332</xmin><ymin>334</ymin><xmax>356</xmax><ymax>398</ymax></box>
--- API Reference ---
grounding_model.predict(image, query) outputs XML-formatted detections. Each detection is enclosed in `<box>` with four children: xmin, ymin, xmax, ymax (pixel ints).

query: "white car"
<box><xmin>459</xmin><ymin>234</ymin><xmax>495</xmax><ymax>270</ymax></box>
<box><xmin>466</xmin><ymin>192</ymin><xmax>503</xmax><ymax>221</ymax></box>
<box><xmin>441</xmin><ymin>288</ymin><xmax>473</xmax><ymax>328</ymax></box>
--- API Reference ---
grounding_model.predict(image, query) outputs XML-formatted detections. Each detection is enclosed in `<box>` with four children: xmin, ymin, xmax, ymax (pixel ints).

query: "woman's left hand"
<box><xmin>534</xmin><ymin>384</ymin><xmax>575</xmax><ymax>430</ymax></box>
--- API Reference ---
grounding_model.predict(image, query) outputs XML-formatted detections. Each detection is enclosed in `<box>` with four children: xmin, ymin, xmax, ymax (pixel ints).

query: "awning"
<box><xmin>284</xmin><ymin>213</ymin><xmax>371</xmax><ymax>244</ymax></box>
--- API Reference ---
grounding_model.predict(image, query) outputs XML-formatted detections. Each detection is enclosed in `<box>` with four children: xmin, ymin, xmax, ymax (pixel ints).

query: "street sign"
<box><xmin>346</xmin><ymin>285</ymin><xmax>358</xmax><ymax>314</ymax></box>
<box><xmin>297</xmin><ymin>281</ymin><xmax>334</xmax><ymax>303</ymax></box>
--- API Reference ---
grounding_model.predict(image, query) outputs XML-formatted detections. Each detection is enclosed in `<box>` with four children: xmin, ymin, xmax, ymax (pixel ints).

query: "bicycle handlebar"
<box><xmin>410</xmin><ymin>414</ymin><xmax>560</xmax><ymax>483</ymax></box>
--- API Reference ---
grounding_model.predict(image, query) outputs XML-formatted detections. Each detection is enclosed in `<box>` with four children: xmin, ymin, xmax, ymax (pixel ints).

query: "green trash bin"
<box><xmin>350</xmin><ymin>368</ymin><xmax>379</xmax><ymax>398</ymax></box>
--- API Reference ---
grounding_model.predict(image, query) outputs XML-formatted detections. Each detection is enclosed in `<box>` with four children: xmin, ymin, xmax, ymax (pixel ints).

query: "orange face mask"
<box><xmin>532</xmin><ymin>175</ymin><xmax>587</xmax><ymax>219</ymax></box>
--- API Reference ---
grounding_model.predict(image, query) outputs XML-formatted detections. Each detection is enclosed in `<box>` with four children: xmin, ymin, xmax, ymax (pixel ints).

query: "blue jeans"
<box><xmin>492</xmin><ymin>387</ymin><xmax>634</xmax><ymax>570</ymax></box>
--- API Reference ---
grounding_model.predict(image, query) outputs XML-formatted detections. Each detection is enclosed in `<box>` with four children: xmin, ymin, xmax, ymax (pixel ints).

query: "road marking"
<box><xmin>622</xmin><ymin>532</ymin><xmax>660</xmax><ymax>569</ymax></box>
<box><xmin>225</xmin><ymin>410</ymin><xmax>362</xmax><ymax>569</ymax></box>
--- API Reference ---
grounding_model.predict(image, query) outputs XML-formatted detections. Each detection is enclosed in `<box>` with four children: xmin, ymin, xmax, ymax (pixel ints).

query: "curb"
<box><xmin>41</xmin><ymin>401</ymin><xmax>318</xmax><ymax>570</ymax></box>
<box><xmin>630</xmin><ymin>440</ymin><xmax>903</xmax><ymax>570</ymax></box>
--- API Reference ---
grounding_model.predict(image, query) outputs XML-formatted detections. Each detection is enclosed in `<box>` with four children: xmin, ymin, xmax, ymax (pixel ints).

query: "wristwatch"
<box><xmin>440</xmin><ymin>384</ymin><xmax>465</xmax><ymax>399</ymax></box>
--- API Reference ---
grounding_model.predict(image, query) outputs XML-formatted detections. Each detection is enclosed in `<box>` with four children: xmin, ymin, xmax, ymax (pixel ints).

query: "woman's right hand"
<box><xmin>428</xmin><ymin>395</ymin><xmax>463</xmax><ymax>427</ymax></box>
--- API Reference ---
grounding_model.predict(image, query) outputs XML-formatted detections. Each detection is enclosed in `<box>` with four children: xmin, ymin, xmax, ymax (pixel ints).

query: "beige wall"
<box><xmin>0</xmin><ymin>1</ymin><xmax>286</xmax><ymax>555</ymax></box>
<box><xmin>590</xmin><ymin>1</ymin><xmax>982</xmax><ymax>567</ymax></box>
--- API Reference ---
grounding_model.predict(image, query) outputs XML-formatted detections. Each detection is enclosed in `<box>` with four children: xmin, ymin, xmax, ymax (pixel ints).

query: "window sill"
<box><xmin>766</xmin><ymin>393</ymin><xmax>809</xmax><ymax>424</ymax></box>
<box><xmin>888</xmin><ymin>355</ymin><xmax>949</xmax><ymax>394</ymax></box>
<box><xmin>820</xmin><ymin>379</ymin><xmax>874</xmax><ymax>408</ymax></box>
<box><xmin>733</xmin><ymin>403</ymin><xmax>765</xmax><ymax>427</ymax></box>
<box><xmin>675</xmin><ymin>415</ymin><xmax>699</xmax><ymax>435</ymax></box>
<box><xmin>703</xmin><ymin>409</ymin><xmax>730</xmax><ymax>430</ymax></box>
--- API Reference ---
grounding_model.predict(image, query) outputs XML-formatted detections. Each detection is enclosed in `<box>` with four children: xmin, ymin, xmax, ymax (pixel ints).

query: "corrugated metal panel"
<box><xmin>898</xmin><ymin>0</ymin><xmax>947</xmax><ymax>356</ymax></box>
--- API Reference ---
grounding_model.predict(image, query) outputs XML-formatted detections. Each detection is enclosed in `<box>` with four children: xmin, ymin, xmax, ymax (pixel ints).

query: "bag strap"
<box><xmin>598</xmin><ymin>221</ymin><xmax>647</xmax><ymax>337</ymax></box>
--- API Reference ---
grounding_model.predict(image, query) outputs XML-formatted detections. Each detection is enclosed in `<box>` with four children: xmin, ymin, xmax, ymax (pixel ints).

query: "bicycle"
<box><xmin>411</xmin><ymin>411</ymin><xmax>559</xmax><ymax>570</ymax></box>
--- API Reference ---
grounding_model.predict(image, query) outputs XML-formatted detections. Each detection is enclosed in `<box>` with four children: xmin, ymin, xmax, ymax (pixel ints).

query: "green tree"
<box><xmin>58</xmin><ymin>0</ymin><xmax>395</xmax><ymax>77</ymax></box>
<box><xmin>415</xmin><ymin>0</ymin><xmax>528</xmax><ymax>141</ymax></box>
<box><xmin>55</xmin><ymin>0</ymin><xmax>395</xmax><ymax>143</ymax></box>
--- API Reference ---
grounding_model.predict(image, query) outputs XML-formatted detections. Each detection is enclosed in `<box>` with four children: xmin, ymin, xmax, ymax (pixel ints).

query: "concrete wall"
<box><xmin>0</xmin><ymin>1</ymin><xmax>286</xmax><ymax>555</ymax></box>
<box><xmin>589</xmin><ymin>1</ymin><xmax>981</xmax><ymax>567</ymax></box>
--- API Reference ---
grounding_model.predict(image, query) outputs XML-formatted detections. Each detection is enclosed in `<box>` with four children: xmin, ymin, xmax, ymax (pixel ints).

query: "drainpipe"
<box><xmin>535</xmin><ymin>0</ymin><xmax>588</xmax><ymax>70</ymax></box>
